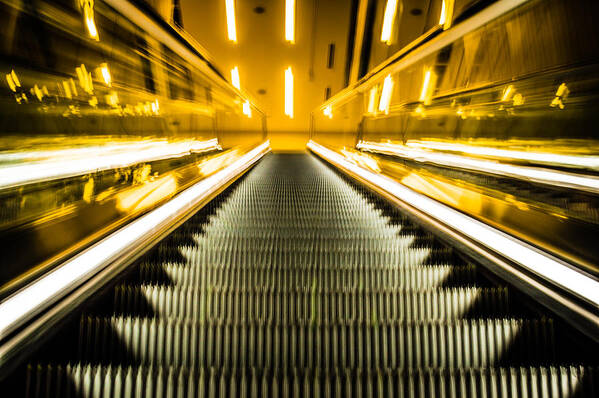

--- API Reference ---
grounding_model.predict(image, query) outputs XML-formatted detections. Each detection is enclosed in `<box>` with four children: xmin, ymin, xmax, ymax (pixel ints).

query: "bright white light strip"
<box><xmin>285</xmin><ymin>67</ymin><xmax>294</xmax><ymax>118</ymax></box>
<box><xmin>308</xmin><ymin>140</ymin><xmax>599</xmax><ymax>307</ymax></box>
<box><xmin>419</xmin><ymin>69</ymin><xmax>433</xmax><ymax>103</ymax></box>
<box><xmin>439</xmin><ymin>0</ymin><xmax>454</xmax><ymax>30</ymax></box>
<box><xmin>367</xmin><ymin>87</ymin><xmax>377</xmax><ymax>114</ymax></box>
<box><xmin>242</xmin><ymin>100</ymin><xmax>252</xmax><ymax>117</ymax></box>
<box><xmin>378</xmin><ymin>75</ymin><xmax>393</xmax><ymax>113</ymax></box>
<box><xmin>0</xmin><ymin>141</ymin><xmax>270</xmax><ymax>339</ymax></box>
<box><xmin>100</xmin><ymin>63</ymin><xmax>111</xmax><ymax>87</ymax></box>
<box><xmin>439</xmin><ymin>0</ymin><xmax>447</xmax><ymax>25</ymax></box>
<box><xmin>357</xmin><ymin>141</ymin><xmax>599</xmax><ymax>194</ymax></box>
<box><xmin>0</xmin><ymin>139</ymin><xmax>220</xmax><ymax>190</ymax></box>
<box><xmin>380</xmin><ymin>0</ymin><xmax>398</xmax><ymax>44</ymax></box>
<box><xmin>225</xmin><ymin>0</ymin><xmax>237</xmax><ymax>42</ymax></box>
<box><xmin>407</xmin><ymin>141</ymin><xmax>599</xmax><ymax>171</ymax></box>
<box><xmin>285</xmin><ymin>0</ymin><xmax>295</xmax><ymax>43</ymax></box>
<box><xmin>231</xmin><ymin>66</ymin><xmax>241</xmax><ymax>90</ymax></box>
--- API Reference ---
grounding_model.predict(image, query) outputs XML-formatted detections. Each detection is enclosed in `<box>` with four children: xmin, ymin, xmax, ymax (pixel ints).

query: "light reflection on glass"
<box><xmin>357</xmin><ymin>140</ymin><xmax>599</xmax><ymax>194</ymax></box>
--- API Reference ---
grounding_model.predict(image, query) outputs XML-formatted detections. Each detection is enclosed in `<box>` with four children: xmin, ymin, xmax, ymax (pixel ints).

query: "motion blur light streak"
<box><xmin>5</xmin><ymin>70</ymin><xmax>20</xmax><ymax>92</ymax></box>
<box><xmin>225</xmin><ymin>0</ymin><xmax>237</xmax><ymax>42</ymax></box>
<box><xmin>551</xmin><ymin>83</ymin><xmax>570</xmax><ymax>109</ymax></box>
<box><xmin>10</xmin><ymin>70</ymin><xmax>20</xmax><ymax>88</ymax></box>
<box><xmin>501</xmin><ymin>85</ymin><xmax>514</xmax><ymax>102</ymax></box>
<box><xmin>0</xmin><ymin>139</ymin><xmax>220</xmax><ymax>190</ymax></box>
<box><xmin>230</xmin><ymin>66</ymin><xmax>240</xmax><ymax>90</ymax></box>
<box><xmin>242</xmin><ymin>100</ymin><xmax>252</xmax><ymax>117</ymax></box>
<box><xmin>406</xmin><ymin>141</ymin><xmax>599</xmax><ymax>170</ymax></box>
<box><xmin>76</xmin><ymin>64</ymin><xmax>94</xmax><ymax>95</ymax></box>
<box><xmin>439</xmin><ymin>0</ymin><xmax>454</xmax><ymax>30</ymax></box>
<box><xmin>378</xmin><ymin>74</ymin><xmax>393</xmax><ymax>113</ymax></box>
<box><xmin>99</xmin><ymin>63</ymin><xmax>112</xmax><ymax>87</ymax></box>
<box><xmin>285</xmin><ymin>0</ymin><xmax>295</xmax><ymax>43</ymax></box>
<box><xmin>308</xmin><ymin>140</ymin><xmax>599</xmax><ymax>308</ymax></box>
<box><xmin>285</xmin><ymin>66</ymin><xmax>294</xmax><ymax>118</ymax></box>
<box><xmin>419</xmin><ymin>68</ymin><xmax>435</xmax><ymax>105</ymax></box>
<box><xmin>357</xmin><ymin>141</ymin><xmax>599</xmax><ymax>194</ymax></box>
<box><xmin>0</xmin><ymin>141</ymin><xmax>271</xmax><ymax>339</ymax></box>
<box><xmin>82</xmin><ymin>0</ymin><xmax>99</xmax><ymax>40</ymax></box>
<box><xmin>367</xmin><ymin>86</ymin><xmax>377</xmax><ymax>114</ymax></box>
<box><xmin>380</xmin><ymin>0</ymin><xmax>398</xmax><ymax>44</ymax></box>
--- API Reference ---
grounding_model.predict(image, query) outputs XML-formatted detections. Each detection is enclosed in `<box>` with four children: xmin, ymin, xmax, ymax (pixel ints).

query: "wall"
<box><xmin>179</xmin><ymin>0</ymin><xmax>354</xmax><ymax>151</ymax></box>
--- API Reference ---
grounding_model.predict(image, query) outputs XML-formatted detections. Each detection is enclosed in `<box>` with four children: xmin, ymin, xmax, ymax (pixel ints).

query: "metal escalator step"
<box><xmin>20</xmin><ymin>154</ymin><xmax>595</xmax><ymax>397</ymax></box>
<box><xmin>25</xmin><ymin>364</ymin><xmax>598</xmax><ymax>398</ymax></box>
<box><xmin>138</xmin><ymin>262</ymin><xmax>477</xmax><ymax>290</ymax></box>
<box><xmin>147</xmin><ymin>245</ymin><xmax>457</xmax><ymax>270</ymax></box>
<box><xmin>112</xmin><ymin>284</ymin><xmax>510</xmax><ymax>322</ymax></box>
<box><xmin>78</xmin><ymin>315</ymin><xmax>555</xmax><ymax>368</ymax></box>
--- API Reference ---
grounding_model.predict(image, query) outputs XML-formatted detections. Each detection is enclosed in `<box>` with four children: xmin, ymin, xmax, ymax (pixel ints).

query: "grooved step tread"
<box><xmin>23</xmin><ymin>154</ymin><xmax>593</xmax><ymax>397</ymax></box>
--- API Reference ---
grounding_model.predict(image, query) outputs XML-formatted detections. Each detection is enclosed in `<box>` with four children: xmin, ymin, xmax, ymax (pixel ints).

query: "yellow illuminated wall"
<box><xmin>179</xmin><ymin>0</ymin><xmax>353</xmax><ymax>151</ymax></box>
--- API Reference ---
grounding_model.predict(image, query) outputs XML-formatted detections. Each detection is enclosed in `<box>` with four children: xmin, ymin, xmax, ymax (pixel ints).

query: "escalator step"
<box><xmin>112</xmin><ymin>284</ymin><xmax>510</xmax><ymax>321</ymax></box>
<box><xmin>138</xmin><ymin>262</ymin><xmax>477</xmax><ymax>290</ymax></box>
<box><xmin>78</xmin><ymin>316</ymin><xmax>555</xmax><ymax>368</ymax></box>
<box><xmin>20</xmin><ymin>154</ymin><xmax>595</xmax><ymax>397</ymax></box>
<box><xmin>25</xmin><ymin>364</ymin><xmax>598</xmax><ymax>398</ymax></box>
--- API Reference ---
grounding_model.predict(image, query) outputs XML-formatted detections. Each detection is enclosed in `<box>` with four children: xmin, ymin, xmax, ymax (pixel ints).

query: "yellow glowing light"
<box><xmin>512</xmin><ymin>93</ymin><xmax>524</xmax><ymax>106</ymax></box>
<box><xmin>285</xmin><ymin>0</ymin><xmax>295</xmax><ymax>43</ymax></box>
<box><xmin>83</xmin><ymin>177</ymin><xmax>94</xmax><ymax>203</ymax></box>
<box><xmin>230</xmin><ymin>66</ymin><xmax>241</xmax><ymax>90</ymax></box>
<box><xmin>11</xmin><ymin>70</ymin><xmax>20</xmax><ymax>87</ymax></box>
<box><xmin>556</xmin><ymin>82</ymin><xmax>569</xmax><ymax>98</ymax></box>
<box><xmin>551</xmin><ymin>83</ymin><xmax>569</xmax><ymax>109</ymax></box>
<box><xmin>414</xmin><ymin>104</ymin><xmax>425</xmax><ymax>117</ymax></box>
<box><xmin>419</xmin><ymin>68</ymin><xmax>436</xmax><ymax>105</ymax></box>
<box><xmin>76</xmin><ymin>64</ymin><xmax>94</xmax><ymax>95</ymax></box>
<box><xmin>551</xmin><ymin>97</ymin><xmax>563</xmax><ymax>109</ymax></box>
<box><xmin>69</xmin><ymin>78</ymin><xmax>78</xmax><ymax>97</ymax></box>
<box><xmin>323</xmin><ymin>105</ymin><xmax>333</xmax><ymax>119</ymax></box>
<box><xmin>225</xmin><ymin>0</ymin><xmax>237</xmax><ymax>42</ymax></box>
<box><xmin>501</xmin><ymin>85</ymin><xmax>514</xmax><ymax>102</ymax></box>
<box><xmin>6</xmin><ymin>74</ymin><xmax>16</xmax><ymax>92</ymax></box>
<box><xmin>367</xmin><ymin>87</ymin><xmax>377</xmax><ymax>114</ymax></box>
<box><xmin>82</xmin><ymin>0</ymin><xmax>99</xmax><ymax>40</ymax></box>
<box><xmin>100</xmin><ymin>63</ymin><xmax>111</xmax><ymax>87</ymax></box>
<box><xmin>33</xmin><ymin>84</ymin><xmax>43</xmax><ymax>101</ymax></box>
<box><xmin>380</xmin><ymin>0</ymin><xmax>398</xmax><ymax>44</ymax></box>
<box><xmin>105</xmin><ymin>91</ymin><xmax>119</xmax><ymax>107</ymax></box>
<box><xmin>378</xmin><ymin>74</ymin><xmax>393</xmax><ymax>114</ymax></box>
<box><xmin>439</xmin><ymin>0</ymin><xmax>454</xmax><ymax>30</ymax></box>
<box><xmin>284</xmin><ymin>66</ymin><xmax>294</xmax><ymax>118</ymax></box>
<box><xmin>151</xmin><ymin>99</ymin><xmax>160</xmax><ymax>114</ymax></box>
<box><xmin>243</xmin><ymin>100</ymin><xmax>252</xmax><ymax>117</ymax></box>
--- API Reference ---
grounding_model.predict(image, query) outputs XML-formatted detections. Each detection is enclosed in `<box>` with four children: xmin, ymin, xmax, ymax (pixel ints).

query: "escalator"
<box><xmin>16</xmin><ymin>154</ymin><xmax>599</xmax><ymax>396</ymax></box>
